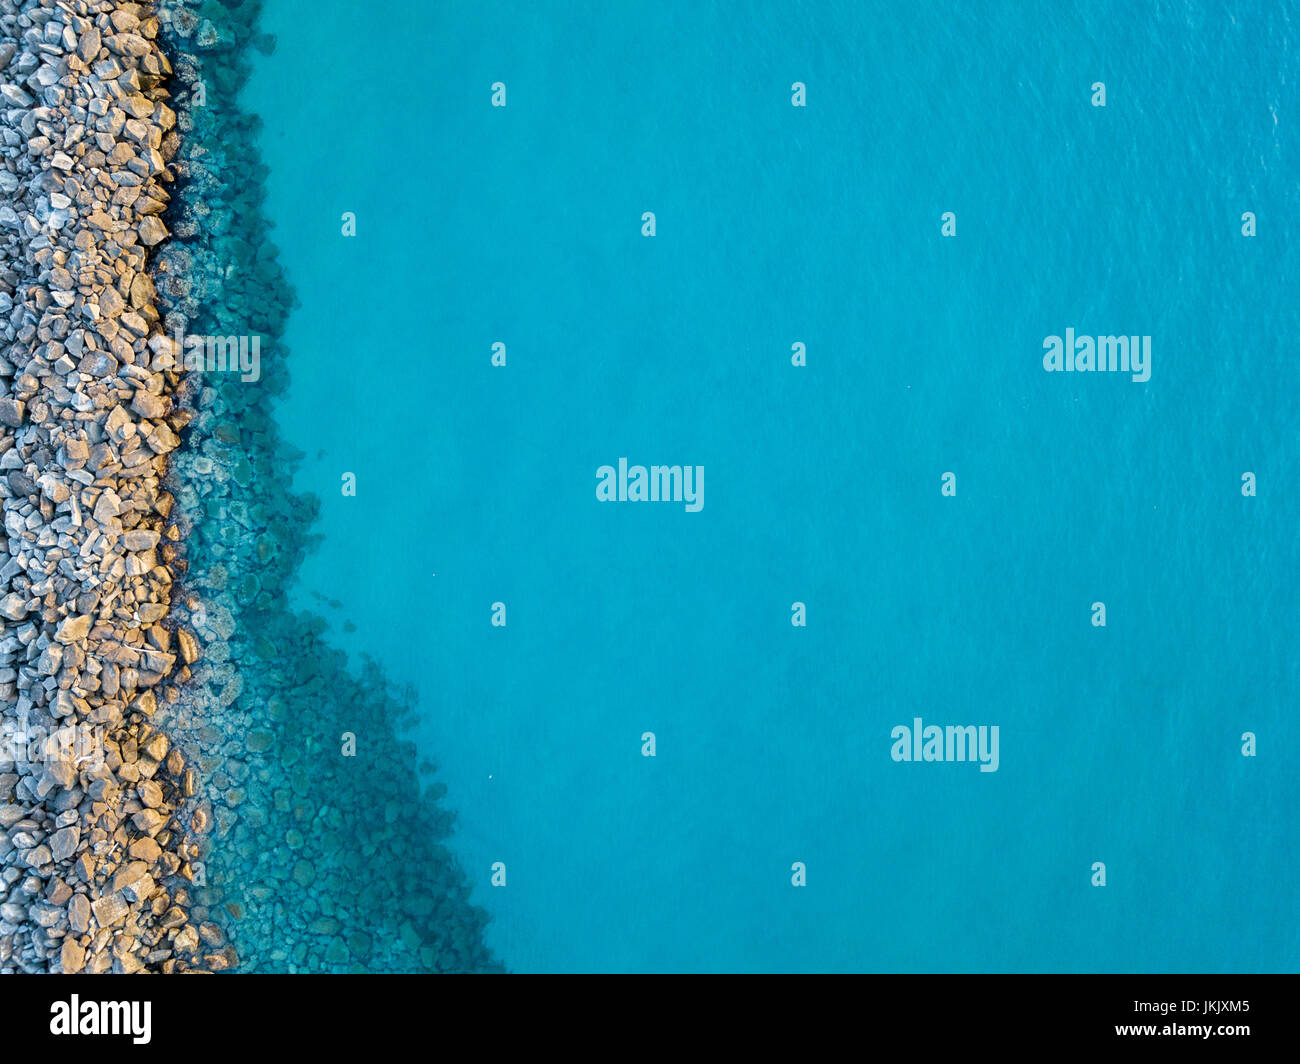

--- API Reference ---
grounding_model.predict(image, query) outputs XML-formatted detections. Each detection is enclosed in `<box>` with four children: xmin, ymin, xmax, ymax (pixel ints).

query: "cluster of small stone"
<box><xmin>0</xmin><ymin>0</ymin><xmax>229</xmax><ymax>973</ymax></box>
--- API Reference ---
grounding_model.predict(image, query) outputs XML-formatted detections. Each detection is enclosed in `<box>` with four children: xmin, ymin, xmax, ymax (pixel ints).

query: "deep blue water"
<box><xmin>238</xmin><ymin>0</ymin><xmax>1298</xmax><ymax>971</ymax></box>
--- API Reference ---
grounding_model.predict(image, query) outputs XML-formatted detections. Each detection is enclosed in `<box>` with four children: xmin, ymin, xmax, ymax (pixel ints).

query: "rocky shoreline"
<box><xmin>0</xmin><ymin>0</ymin><xmax>219</xmax><ymax>973</ymax></box>
<box><xmin>3</xmin><ymin>0</ymin><xmax>501</xmax><ymax>973</ymax></box>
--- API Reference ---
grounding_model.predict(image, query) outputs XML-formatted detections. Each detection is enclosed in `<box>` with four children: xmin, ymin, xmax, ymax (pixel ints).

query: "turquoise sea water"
<box><xmin>238</xmin><ymin>1</ymin><xmax>1298</xmax><ymax>972</ymax></box>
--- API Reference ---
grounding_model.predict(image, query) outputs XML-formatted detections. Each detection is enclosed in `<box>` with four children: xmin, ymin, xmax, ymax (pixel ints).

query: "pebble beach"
<box><xmin>0</xmin><ymin>0</ymin><xmax>500</xmax><ymax>973</ymax></box>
